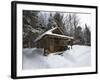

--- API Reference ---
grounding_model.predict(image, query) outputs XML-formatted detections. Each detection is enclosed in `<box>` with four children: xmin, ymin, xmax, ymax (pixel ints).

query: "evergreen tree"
<box><xmin>75</xmin><ymin>26</ymin><xmax>83</xmax><ymax>44</ymax></box>
<box><xmin>53</xmin><ymin>12</ymin><xmax>66</xmax><ymax>35</ymax></box>
<box><xmin>83</xmin><ymin>24</ymin><xmax>91</xmax><ymax>46</ymax></box>
<box><xmin>23</xmin><ymin>11</ymin><xmax>39</xmax><ymax>48</ymax></box>
<box><xmin>47</xmin><ymin>13</ymin><xmax>54</xmax><ymax>30</ymax></box>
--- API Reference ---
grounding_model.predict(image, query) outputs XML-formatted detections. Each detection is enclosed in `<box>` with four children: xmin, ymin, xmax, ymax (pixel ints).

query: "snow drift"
<box><xmin>22</xmin><ymin>45</ymin><xmax>91</xmax><ymax>70</ymax></box>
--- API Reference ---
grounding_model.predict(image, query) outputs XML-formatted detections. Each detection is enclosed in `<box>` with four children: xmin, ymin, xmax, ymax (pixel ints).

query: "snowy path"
<box><xmin>22</xmin><ymin>45</ymin><xmax>91</xmax><ymax>70</ymax></box>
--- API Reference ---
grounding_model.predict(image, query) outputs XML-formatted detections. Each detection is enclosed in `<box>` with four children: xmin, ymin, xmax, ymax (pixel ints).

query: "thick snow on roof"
<box><xmin>34</xmin><ymin>27</ymin><xmax>73</xmax><ymax>42</ymax></box>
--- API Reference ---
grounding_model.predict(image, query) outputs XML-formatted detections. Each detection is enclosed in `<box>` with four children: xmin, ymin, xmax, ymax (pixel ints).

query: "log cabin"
<box><xmin>34</xmin><ymin>26</ymin><xmax>74</xmax><ymax>55</ymax></box>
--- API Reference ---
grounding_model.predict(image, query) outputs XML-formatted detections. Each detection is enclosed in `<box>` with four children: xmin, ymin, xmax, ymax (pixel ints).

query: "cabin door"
<box><xmin>49</xmin><ymin>39</ymin><xmax>54</xmax><ymax>53</ymax></box>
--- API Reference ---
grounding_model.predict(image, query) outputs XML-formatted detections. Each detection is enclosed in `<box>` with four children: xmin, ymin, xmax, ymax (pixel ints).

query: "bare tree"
<box><xmin>64</xmin><ymin>13</ymin><xmax>74</xmax><ymax>36</ymax></box>
<box><xmin>72</xmin><ymin>13</ymin><xmax>80</xmax><ymax>39</ymax></box>
<box><xmin>63</xmin><ymin>13</ymin><xmax>79</xmax><ymax>37</ymax></box>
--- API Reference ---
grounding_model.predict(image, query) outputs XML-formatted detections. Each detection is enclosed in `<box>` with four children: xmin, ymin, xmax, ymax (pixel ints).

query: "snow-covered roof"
<box><xmin>34</xmin><ymin>27</ymin><xmax>73</xmax><ymax>42</ymax></box>
<box><xmin>46</xmin><ymin>33</ymin><xmax>74</xmax><ymax>39</ymax></box>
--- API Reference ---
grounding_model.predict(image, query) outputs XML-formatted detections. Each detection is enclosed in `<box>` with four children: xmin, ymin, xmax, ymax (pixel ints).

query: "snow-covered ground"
<box><xmin>22</xmin><ymin>45</ymin><xmax>91</xmax><ymax>70</ymax></box>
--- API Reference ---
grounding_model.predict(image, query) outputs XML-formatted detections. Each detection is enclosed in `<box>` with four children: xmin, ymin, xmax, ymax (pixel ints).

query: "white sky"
<box><xmin>77</xmin><ymin>14</ymin><xmax>92</xmax><ymax>30</ymax></box>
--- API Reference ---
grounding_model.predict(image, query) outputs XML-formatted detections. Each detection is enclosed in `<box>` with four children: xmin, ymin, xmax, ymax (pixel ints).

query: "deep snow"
<box><xmin>22</xmin><ymin>45</ymin><xmax>91</xmax><ymax>70</ymax></box>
